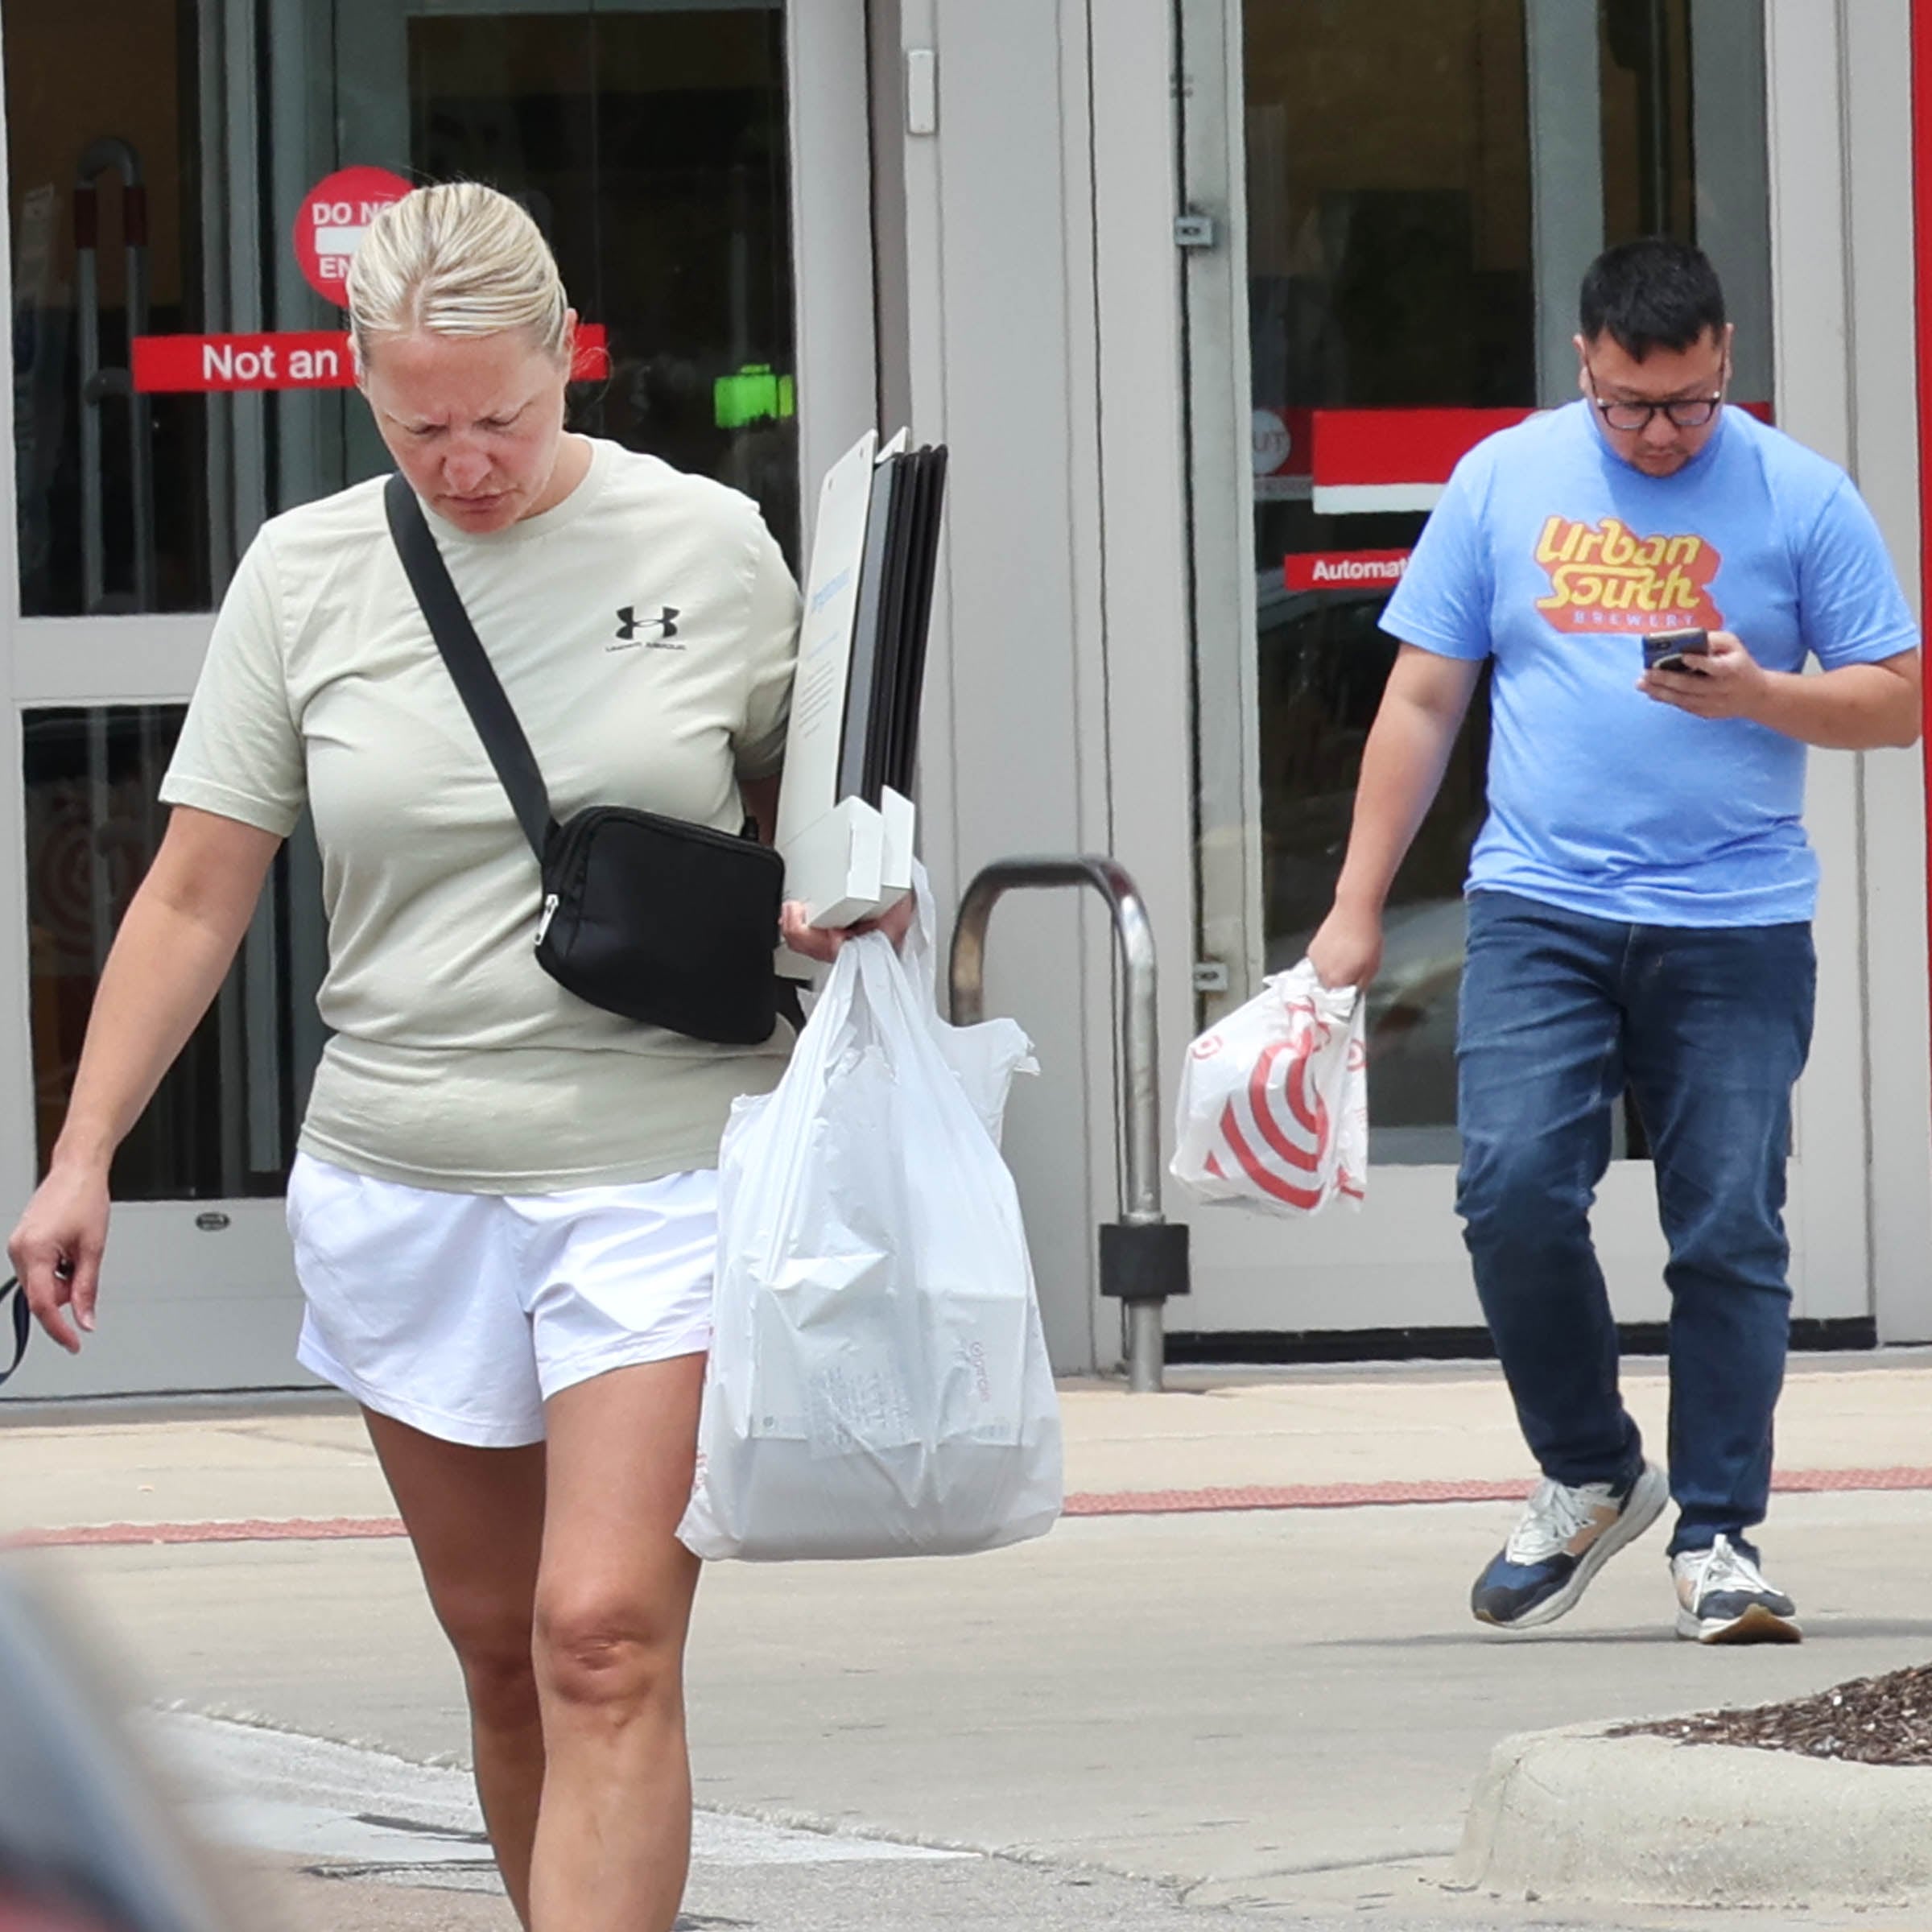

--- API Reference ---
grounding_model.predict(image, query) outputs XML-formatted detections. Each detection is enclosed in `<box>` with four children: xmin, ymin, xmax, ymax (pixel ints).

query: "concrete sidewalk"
<box><xmin>4</xmin><ymin>1350</ymin><xmax>1930</xmax><ymax>1537</ymax></box>
<box><xmin>6</xmin><ymin>1355</ymin><xmax>1932</xmax><ymax>1930</ymax></box>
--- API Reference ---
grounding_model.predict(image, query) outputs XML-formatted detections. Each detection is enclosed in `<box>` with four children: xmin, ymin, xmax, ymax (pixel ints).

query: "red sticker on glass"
<box><xmin>133</xmin><ymin>326</ymin><xmax>609</xmax><ymax>393</ymax></box>
<box><xmin>1284</xmin><ymin>550</ymin><xmax>1410</xmax><ymax>592</ymax></box>
<box><xmin>293</xmin><ymin>167</ymin><xmax>415</xmax><ymax>305</ymax></box>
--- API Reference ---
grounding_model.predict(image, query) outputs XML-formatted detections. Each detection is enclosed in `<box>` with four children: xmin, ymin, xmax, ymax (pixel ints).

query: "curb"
<box><xmin>1452</xmin><ymin>1721</ymin><xmax>1932</xmax><ymax>1908</ymax></box>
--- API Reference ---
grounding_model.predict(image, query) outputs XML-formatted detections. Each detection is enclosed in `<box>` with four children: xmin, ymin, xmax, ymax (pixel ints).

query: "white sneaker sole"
<box><xmin>1481</xmin><ymin>1461</ymin><xmax>1671</xmax><ymax>1631</ymax></box>
<box><xmin>1675</xmin><ymin>1601</ymin><xmax>1802</xmax><ymax>1645</ymax></box>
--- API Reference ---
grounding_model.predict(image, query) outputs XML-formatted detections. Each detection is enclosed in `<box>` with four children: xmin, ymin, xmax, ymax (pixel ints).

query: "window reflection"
<box><xmin>6</xmin><ymin>0</ymin><xmax>212</xmax><ymax>614</ymax></box>
<box><xmin>24</xmin><ymin>708</ymin><xmax>326</xmax><ymax>1199</ymax></box>
<box><xmin>4</xmin><ymin>0</ymin><xmax>802</xmax><ymax>614</ymax></box>
<box><xmin>1241</xmin><ymin>0</ymin><xmax>1524</xmax><ymax>1161</ymax></box>
<box><xmin>408</xmin><ymin>8</ymin><xmax>802</xmax><ymax>562</ymax></box>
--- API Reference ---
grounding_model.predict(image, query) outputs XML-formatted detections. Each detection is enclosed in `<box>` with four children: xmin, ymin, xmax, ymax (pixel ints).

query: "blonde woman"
<box><xmin>6</xmin><ymin>184</ymin><xmax>897</xmax><ymax>1932</ymax></box>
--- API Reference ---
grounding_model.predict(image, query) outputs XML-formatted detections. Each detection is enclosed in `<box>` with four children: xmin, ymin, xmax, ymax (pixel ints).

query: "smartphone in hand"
<box><xmin>1643</xmin><ymin>627</ymin><xmax>1710</xmax><ymax>674</ymax></box>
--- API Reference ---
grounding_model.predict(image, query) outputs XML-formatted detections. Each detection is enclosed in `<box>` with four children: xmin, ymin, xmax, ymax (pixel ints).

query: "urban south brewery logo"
<box><xmin>609</xmin><ymin>605</ymin><xmax>681</xmax><ymax>652</ymax></box>
<box><xmin>1533</xmin><ymin>516</ymin><xmax>1722</xmax><ymax>634</ymax></box>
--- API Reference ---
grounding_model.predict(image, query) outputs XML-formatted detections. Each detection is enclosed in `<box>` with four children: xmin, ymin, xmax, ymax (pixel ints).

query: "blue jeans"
<box><xmin>1455</xmin><ymin>890</ymin><xmax>1816</xmax><ymax>1556</ymax></box>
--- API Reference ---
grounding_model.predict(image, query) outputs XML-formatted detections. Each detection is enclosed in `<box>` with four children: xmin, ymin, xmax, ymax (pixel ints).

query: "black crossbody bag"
<box><xmin>384</xmin><ymin>474</ymin><xmax>784</xmax><ymax>1046</ymax></box>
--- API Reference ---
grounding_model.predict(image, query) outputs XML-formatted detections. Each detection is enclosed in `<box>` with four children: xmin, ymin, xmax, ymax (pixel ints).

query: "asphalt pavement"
<box><xmin>5</xmin><ymin>1353</ymin><xmax>1932</xmax><ymax>1931</ymax></box>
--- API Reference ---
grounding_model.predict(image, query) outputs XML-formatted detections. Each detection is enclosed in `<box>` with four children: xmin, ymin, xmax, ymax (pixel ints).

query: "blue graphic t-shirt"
<box><xmin>1381</xmin><ymin>400</ymin><xmax>1918</xmax><ymax>925</ymax></box>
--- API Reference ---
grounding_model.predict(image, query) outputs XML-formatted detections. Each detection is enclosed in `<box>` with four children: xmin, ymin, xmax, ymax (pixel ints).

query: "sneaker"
<box><xmin>1672</xmin><ymin>1534</ymin><xmax>1801</xmax><ymax>1645</ymax></box>
<box><xmin>1471</xmin><ymin>1461</ymin><xmax>1669</xmax><ymax>1630</ymax></box>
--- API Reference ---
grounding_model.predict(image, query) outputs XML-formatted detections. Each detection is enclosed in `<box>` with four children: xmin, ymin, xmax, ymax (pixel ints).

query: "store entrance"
<box><xmin>1168</xmin><ymin>0</ymin><xmax>1866</xmax><ymax>1349</ymax></box>
<box><xmin>0</xmin><ymin>0</ymin><xmax>815</xmax><ymax>1395</ymax></box>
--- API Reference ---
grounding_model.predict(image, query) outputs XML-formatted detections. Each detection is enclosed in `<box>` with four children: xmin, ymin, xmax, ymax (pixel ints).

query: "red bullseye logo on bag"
<box><xmin>1201</xmin><ymin>999</ymin><xmax>1350</xmax><ymax>1213</ymax></box>
<box><xmin>1172</xmin><ymin>962</ymin><xmax>1368</xmax><ymax>1218</ymax></box>
<box><xmin>1534</xmin><ymin>516</ymin><xmax>1724</xmax><ymax>634</ymax></box>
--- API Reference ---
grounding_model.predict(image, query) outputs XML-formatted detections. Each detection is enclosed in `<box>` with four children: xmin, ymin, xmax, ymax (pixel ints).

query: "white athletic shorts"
<box><xmin>287</xmin><ymin>1152</ymin><xmax>716</xmax><ymax>1448</ymax></box>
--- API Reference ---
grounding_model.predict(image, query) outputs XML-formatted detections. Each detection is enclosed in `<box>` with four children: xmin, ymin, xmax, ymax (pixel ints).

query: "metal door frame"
<box><xmin>0</xmin><ymin>2</ymin><xmax>298</xmax><ymax>1398</ymax></box>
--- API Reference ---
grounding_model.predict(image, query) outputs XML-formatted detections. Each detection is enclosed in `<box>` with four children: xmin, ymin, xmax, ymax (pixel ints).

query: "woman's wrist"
<box><xmin>47</xmin><ymin>1129</ymin><xmax>116</xmax><ymax>1179</ymax></box>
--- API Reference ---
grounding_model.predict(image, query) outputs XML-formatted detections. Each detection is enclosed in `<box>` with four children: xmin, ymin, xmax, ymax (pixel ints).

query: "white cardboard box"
<box><xmin>775</xmin><ymin>431</ymin><xmax>915</xmax><ymax>927</ymax></box>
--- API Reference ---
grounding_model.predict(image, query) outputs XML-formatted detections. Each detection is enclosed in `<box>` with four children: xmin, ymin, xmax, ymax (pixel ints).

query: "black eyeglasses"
<box><xmin>1586</xmin><ymin>365</ymin><xmax>1726</xmax><ymax>433</ymax></box>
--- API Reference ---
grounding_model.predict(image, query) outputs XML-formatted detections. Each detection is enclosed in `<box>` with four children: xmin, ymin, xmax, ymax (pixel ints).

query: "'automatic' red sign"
<box><xmin>1284</xmin><ymin>550</ymin><xmax>1411</xmax><ymax>592</ymax></box>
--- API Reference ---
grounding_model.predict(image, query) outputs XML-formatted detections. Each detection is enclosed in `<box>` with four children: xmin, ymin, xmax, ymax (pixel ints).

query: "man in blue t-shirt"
<box><xmin>1309</xmin><ymin>238</ymin><xmax>1920</xmax><ymax>1645</ymax></box>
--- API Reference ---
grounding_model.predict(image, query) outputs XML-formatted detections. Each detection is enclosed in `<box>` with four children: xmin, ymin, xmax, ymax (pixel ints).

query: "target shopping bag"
<box><xmin>1170</xmin><ymin>960</ymin><xmax>1367</xmax><ymax>1216</ymax></box>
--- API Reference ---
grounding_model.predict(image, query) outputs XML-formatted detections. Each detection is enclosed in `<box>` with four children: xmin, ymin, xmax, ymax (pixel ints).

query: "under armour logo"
<box><xmin>611</xmin><ymin>605</ymin><xmax>681</xmax><ymax>650</ymax></box>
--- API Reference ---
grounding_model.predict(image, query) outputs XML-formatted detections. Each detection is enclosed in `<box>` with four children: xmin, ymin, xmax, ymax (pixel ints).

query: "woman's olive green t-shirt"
<box><xmin>160</xmin><ymin>439</ymin><xmax>800</xmax><ymax>1192</ymax></box>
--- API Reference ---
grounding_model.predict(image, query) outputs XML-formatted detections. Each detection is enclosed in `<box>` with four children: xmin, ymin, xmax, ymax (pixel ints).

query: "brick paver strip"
<box><xmin>9</xmin><ymin>1465</ymin><xmax>1932</xmax><ymax>1548</ymax></box>
<box><xmin>10</xmin><ymin>1516</ymin><xmax>413</xmax><ymax>1548</ymax></box>
<box><xmin>1063</xmin><ymin>1467</ymin><xmax>1932</xmax><ymax>1517</ymax></box>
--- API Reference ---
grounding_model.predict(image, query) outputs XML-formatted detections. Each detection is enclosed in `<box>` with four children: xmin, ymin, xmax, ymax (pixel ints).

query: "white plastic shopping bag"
<box><xmin>679</xmin><ymin>873</ymin><xmax>1063</xmax><ymax>1561</ymax></box>
<box><xmin>1170</xmin><ymin>960</ymin><xmax>1367</xmax><ymax>1216</ymax></box>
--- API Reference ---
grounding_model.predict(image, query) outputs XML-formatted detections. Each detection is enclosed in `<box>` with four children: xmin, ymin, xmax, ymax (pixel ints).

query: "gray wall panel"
<box><xmin>894</xmin><ymin>0</ymin><xmax>1109</xmax><ymax>1368</ymax></box>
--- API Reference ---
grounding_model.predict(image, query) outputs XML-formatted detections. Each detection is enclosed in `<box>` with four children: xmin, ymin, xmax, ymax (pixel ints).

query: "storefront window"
<box><xmin>6</xmin><ymin>2</ymin><xmax>211</xmax><ymax>614</ymax></box>
<box><xmin>1199</xmin><ymin>0</ymin><xmax>1772</xmax><ymax>1163</ymax></box>
<box><xmin>4</xmin><ymin>0</ymin><xmax>798</xmax><ymax>617</ymax></box>
<box><xmin>23</xmin><ymin>708</ymin><xmax>325</xmax><ymax>1199</ymax></box>
<box><xmin>406</xmin><ymin>10</ymin><xmax>799</xmax><ymax>547</ymax></box>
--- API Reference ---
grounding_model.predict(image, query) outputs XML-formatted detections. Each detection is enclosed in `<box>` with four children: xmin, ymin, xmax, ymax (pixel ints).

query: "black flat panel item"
<box><xmin>832</xmin><ymin>442</ymin><xmax>949</xmax><ymax>807</ymax></box>
<box><xmin>860</xmin><ymin>446</ymin><xmax>920</xmax><ymax>803</ymax></box>
<box><xmin>885</xmin><ymin>445</ymin><xmax>947</xmax><ymax>798</ymax></box>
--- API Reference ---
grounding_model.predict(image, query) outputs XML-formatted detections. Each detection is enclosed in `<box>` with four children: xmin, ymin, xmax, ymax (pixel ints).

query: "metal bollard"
<box><xmin>948</xmin><ymin>856</ymin><xmax>1189</xmax><ymax>1392</ymax></box>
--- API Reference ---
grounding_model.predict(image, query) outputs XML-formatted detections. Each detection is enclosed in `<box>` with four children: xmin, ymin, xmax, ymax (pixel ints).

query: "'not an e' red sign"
<box><xmin>132</xmin><ymin>328</ymin><xmax>612</xmax><ymax>394</ymax></box>
<box><xmin>134</xmin><ymin>332</ymin><xmax>355</xmax><ymax>391</ymax></box>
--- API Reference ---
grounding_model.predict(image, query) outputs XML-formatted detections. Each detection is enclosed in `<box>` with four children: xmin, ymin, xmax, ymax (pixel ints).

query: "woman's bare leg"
<box><xmin>526</xmin><ymin>1354</ymin><xmax>704</xmax><ymax>1932</ymax></box>
<box><xmin>362</xmin><ymin>1410</ymin><xmax>548</xmax><ymax>1926</ymax></box>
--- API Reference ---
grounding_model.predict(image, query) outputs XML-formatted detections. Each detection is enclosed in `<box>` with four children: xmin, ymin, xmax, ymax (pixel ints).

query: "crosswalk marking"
<box><xmin>144</xmin><ymin>1710</ymin><xmax>972</xmax><ymax>1889</ymax></box>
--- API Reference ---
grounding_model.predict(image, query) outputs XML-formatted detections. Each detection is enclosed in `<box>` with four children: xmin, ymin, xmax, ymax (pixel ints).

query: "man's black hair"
<box><xmin>1579</xmin><ymin>238</ymin><xmax>1727</xmax><ymax>360</ymax></box>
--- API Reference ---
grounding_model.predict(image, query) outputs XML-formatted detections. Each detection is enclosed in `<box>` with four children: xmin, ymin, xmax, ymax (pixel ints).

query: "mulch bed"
<box><xmin>1612</xmin><ymin>1663</ymin><xmax>1932</xmax><ymax>1767</ymax></box>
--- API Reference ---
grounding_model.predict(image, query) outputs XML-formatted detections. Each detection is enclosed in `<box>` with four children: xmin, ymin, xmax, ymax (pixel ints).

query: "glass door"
<box><xmin>0</xmin><ymin>0</ymin><xmax>831</xmax><ymax>1395</ymax></box>
<box><xmin>1</xmin><ymin>0</ymin><xmax>327</xmax><ymax>1394</ymax></box>
<box><xmin>1174</xmin><ymin>0</ymin><xmax>1780</xmax><ymax>1344</ymax></box>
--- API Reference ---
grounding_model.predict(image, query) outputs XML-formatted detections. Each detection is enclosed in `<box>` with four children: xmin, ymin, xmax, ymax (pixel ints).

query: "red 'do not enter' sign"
<box><xmin>293</xmin><ymin>166</ymin><xmax>415</xmax><ymax>304</ymax></box>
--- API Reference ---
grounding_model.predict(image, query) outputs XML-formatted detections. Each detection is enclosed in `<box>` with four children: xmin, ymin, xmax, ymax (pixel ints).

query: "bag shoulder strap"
<box><xmin>0</xmin><ymin>1278</ymin><xmax>29</xmax><ymax>1391</ymax></box>
<box><xmin>383</xmin><ymin>473</ymin><xmax>556</xmax><ymax>860</ymax></box>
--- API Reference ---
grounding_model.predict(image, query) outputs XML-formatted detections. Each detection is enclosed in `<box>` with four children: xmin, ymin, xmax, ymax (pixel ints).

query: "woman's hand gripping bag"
<box><xmin>1170</xmin><ymin>960</ymin><xmax>1367</xmax><ymax>1216</ymax></box>
<box><xmin>678</xmin><ymin>886</ymin><xmax>1061</xmax><ymax>1561</ymax></box>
